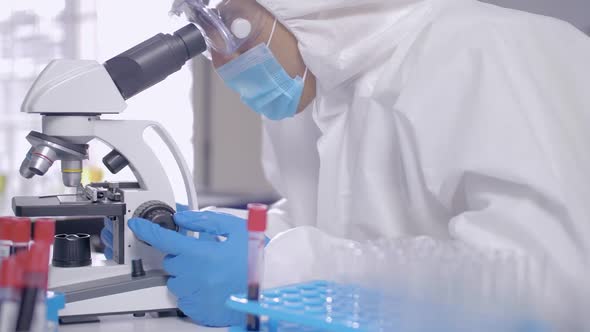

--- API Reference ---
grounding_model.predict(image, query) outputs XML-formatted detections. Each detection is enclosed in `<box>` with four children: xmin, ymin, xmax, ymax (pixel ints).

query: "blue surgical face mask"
<box><xmin>217</xmin><ymin>20</ymin><xmax>307</xmax><ymax>121</ymax></box>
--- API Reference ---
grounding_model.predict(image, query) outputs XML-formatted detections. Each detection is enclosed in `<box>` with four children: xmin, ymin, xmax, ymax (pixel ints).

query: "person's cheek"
<box><xmin>211</xmin><ymin>50</ymin><xmax>238</xmax><ymax>69</ymax></box>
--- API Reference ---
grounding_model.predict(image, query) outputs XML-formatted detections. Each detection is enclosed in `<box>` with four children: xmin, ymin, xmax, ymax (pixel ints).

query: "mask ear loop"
<box><xmin>267</xmin><ymin>18</ymin><xmax>278</xmax><ymax>46</ymax></box>
<box><xmin>267</xmin><ymin>18</ymin><xmax>308</xmax><ymax>85</ymax></box>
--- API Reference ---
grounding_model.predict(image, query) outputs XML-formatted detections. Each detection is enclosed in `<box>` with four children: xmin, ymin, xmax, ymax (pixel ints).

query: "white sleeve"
<box><xmin>261</xmin><ymin>107</ymin><xmax>322</xmax><ymax>238</ymax></box>
<box><xmin>265</xmin><ymin>199</ymin><xmax>296</xmax><ymax>239</ymax></box>
<box><xmin>263</xmin><ymin>22</ymin><xmax>590</xmax><ymax>289</ymax></box>
<box><xmin>395</xmin><ymin>26</ymin><xmax>590</xmax><ymax>286</ymax></box>
<box><xmin>202</xmin><ymin>205</ymin><xmax>293</xmax><ymax>240</ymax></box>
<box><xmin>263</xmin><ymin>226</ymin><xmax>359</xmax><ymax>289</ymax></box>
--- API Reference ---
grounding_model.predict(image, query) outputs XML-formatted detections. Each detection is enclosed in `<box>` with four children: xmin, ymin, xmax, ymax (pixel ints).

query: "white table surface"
<box><xmin>59</xmin><ymin>315</ymin><xmax>228</xmax><ymax>332</ymax></box>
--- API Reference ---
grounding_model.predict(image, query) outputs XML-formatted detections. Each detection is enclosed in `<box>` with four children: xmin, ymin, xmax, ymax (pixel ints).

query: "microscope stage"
<box><xmin>12</xmin><ymin>195</ymin><xmax>126</xmax><ymax>217</ymax></box>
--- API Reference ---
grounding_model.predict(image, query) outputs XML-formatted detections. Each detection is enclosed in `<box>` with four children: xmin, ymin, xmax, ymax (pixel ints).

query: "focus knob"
<box><xmin>133</xmin><ymin>201</ymin><xmax>177</xmax><ymax>232</ymax></box>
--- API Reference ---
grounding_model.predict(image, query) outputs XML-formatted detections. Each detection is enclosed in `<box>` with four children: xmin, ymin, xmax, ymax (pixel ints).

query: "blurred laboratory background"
<box><xmin>0</xmin><ymin>0</ymin><xmax>589</xmax><ymax>216</ymax></box>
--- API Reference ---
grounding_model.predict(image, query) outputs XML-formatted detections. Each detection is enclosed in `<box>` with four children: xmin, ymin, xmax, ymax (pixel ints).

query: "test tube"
<box><xmin>33</xmin><ymin>219</ymin><xmax>56</xmax><ymax>245</ymax></box>
<box><xmin>9</xmin><ymin>217</ymin><xmax>31</xmax><ymax>255</ymax></box>
<box><xmin>246</xmin><ymin>204</ymin><xmax>268</xmax><ymax>332</ymax></box>
<box><xmin>34</xmin><ymin>219</ymin><xmax>55</xmax><ymax>271</ymax></box>
<box><xmin>15</xmin><ymin>243</ymin><xmax>50</xmax><ymax>332</ymax></box>
<box><xmin>0</xmin><ymin>256</ymin><xmax>23</xmax><ymax>332</ymax></box>
<box><xmin>0</xmin><ymin>217</ymin><xmax>14</xmax><ymax>264</ymax></box>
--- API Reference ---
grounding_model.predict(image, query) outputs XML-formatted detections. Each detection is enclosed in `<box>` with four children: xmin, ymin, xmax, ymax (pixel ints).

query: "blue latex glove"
<box><xmin>128</xmin><ymin>211</ymin><xmax>248</xmax><ymax>327</ymax></box>
<box><xmin>100</xmin><ymin>203</ymin><xmax>190</xmax><ymax>260</ymax></box>
<box><xmin>100</xmin><ymin>218</ymin><xmax>114</xmax><ymax>260</ymax></box>
<box><xmin>176</xmin><ymin>203</ymin><xmax>190</xmax><ymax>212</ymax></box>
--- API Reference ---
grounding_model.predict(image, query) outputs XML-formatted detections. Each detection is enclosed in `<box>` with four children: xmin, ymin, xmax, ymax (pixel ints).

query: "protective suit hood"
<box><xmin>255</xmin><ymin>0</ymin><xmax>432</xmax><ymax>91</ymax></box>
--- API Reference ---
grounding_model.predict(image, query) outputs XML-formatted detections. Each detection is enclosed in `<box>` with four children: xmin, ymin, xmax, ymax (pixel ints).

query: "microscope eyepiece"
<box><xmin>104</xmin><ymin>23</ymin><xmax>206</xmax><ymax>100</ymax></box>
<box><xmin>174</xmin><ymin>24</ymin><xmax>207</xmax><ymax>59</ymax></box>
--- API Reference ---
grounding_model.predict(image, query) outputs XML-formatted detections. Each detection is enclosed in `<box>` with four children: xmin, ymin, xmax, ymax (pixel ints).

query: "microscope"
<box><xmin>12</xmin><ymin>24</ymin><xmax>206</xmax><ymax>322</ymax></box>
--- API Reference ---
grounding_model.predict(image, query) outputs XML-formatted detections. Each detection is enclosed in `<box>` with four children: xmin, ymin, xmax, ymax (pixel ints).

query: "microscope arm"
<box><xmin>149</xmin><ymin>123</ymin><xmax>198</xmax><ymax>210</ymax></box>
<box><xmin>93</xmin><ymin>119</ymin><xmax>198</xmax><ymax>210</ymax></box>
<box><xmin>41</xmin><ymin>115</ymin><xmax>198</xmax><ymax>210</ymax></box>
<box><xmin>91</xmin><ymin>119</ymin><xmax>173</xmax><ymax>198</ymax></box>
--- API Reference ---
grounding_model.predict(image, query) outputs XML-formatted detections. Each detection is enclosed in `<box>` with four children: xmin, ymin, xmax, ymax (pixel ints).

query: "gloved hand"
<box><xmin>128</xmin><ymin>210</ymin><xmax>248</xmax><ymax>327</ymax></box>
<box><xmin>100</xmin><ymin>203</ymin><xmax>190</xmax><ymax>260</ymax></box>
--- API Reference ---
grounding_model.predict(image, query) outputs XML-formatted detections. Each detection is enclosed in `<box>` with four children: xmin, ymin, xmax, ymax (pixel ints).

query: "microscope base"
<box><xmin>59</xmin><ymin>308</ymin><xmax>183</xmax><ymax>325</ymax></box>
<box><xmin>54</xmin><ymin>284</ymin><xmax>177</xmax><ymax>319</ymax></box>
<box><xmin>51</xmin><ymin>269</ymin><xmax>177</xmax><ymax>319</ymax></box>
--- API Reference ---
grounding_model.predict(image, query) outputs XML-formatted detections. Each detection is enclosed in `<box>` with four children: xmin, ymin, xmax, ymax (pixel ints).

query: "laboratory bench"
<box><xmin>59</xmin><ymin>315</ymin><xmax>227</xmax><ymax>332</ymax></box>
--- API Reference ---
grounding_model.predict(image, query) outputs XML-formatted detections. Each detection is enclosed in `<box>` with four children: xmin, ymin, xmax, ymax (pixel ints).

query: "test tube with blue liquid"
<box><xmin>246</xmin><ymin>204</ymin><xmax>268</xmax><ymax>331</ymax></box>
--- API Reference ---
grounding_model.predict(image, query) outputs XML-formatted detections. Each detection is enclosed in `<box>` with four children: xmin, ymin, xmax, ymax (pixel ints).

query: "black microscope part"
<box><xmin>52</xmin><ymin>233</ymin><xmax>92</xmax><ymax>268</ymax></box>
<box><xmin>12</xmin><ymin>196</ymin><xmax>127</xmax><ymax>218</ymax></box>
<box><xmin>131</xmin><ymin>259</ymin><xmax>147</xmax><ymax>278</ymax></box>
<box><xmin>103</xmin><ymin>149</ymin><xmax>130</xmax><ymax>174</ymax></box>
<box><xmin>133</xmin><ymin>201</ymin><xmax>178</xmax><ymax>232</ymax></box>
<box><xmin>133</xmin><ymin>201</ymin><xmax>178</xmax><ymax>248</ymax></box>
<box><xmin>104</xmin><ymin>23</ymin><xmax>206</xmax><ymax>100</ymax></box>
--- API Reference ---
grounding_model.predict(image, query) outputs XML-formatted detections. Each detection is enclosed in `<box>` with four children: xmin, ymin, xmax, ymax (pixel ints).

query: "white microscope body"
<box><xmin>13</xmin><ymin>24</ymin><xmax>206</xmax><ymax>321</ymax></box>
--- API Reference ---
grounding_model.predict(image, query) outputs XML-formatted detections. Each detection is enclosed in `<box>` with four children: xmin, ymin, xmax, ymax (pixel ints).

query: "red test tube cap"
<box><xmin>247</xmin><ymin>204</ymin><xmax>268</xmax><ymax>232</ymax></box>
<box><xmin>0</xmin><ymin>257</ymin><xmax>23</xmax><ymax>289</ymax></box>
<box><xmin>34</xmin><ymin>218</ymin><xmax>56</xmax><ymax>244</ymax></box>
<box><xmin>0</xmin><ymin>217</ymin><xmax>15</xmax><ymax>240</ymax></box>
<box><xmin>10</xmin><ymin>217</ymin><xmax>31</xmax><ymax>243</ymax></box>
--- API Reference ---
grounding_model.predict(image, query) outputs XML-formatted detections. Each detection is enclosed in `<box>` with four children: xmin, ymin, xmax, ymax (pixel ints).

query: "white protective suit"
<box><xmin>256</xmin><ymin>0</ymin><xmax>590</xmax><ymax>288</ymax></box>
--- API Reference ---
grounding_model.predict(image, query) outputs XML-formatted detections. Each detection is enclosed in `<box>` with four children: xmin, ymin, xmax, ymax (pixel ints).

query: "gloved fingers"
<box><xmin>167</xmin><ymin>276</ymin><xmax>192</xmax><ymax>298</ymax></box>
<box><xmin>174</xmin><ymin>211</ymin><xmax>245</xmax><ymax>236</ymax></box>
<box><xmin>100</xmin><ymin>225</ymin><xmax>113</xmax><ymax>249</ymax></box>
<box><xmin>177</xmin><ymin>291</ymin><xmax>244</xmax><ymax>327</ymax></box>
<box><xmin>128</xmin><ymin>218</ymin><xmax>192</xmax><ymax>255</ymax></box>
<box><xmin>177</xmin><ymin>296</ymin><xmax>202</xmax><ymax>325</ymax></box>
<box><xmin>163</xmin><ymin>254</ymin><xmax>185</xmax><ymax>276</ymax></box>
<box><xmin>104</xmin><ymin>247</ymin><xmax>113</xmax><ymax>260</ymax></box>
<box><xmin>197</xmin><ymin>232</ymin><xmax>219</xmax><ymax>241</ymax></box>
<box><xmin>177</xmin><ymin>227</ymin><xmax>217</xmax><ymax>242</ymax></box>
<box><xmin>128</xmin><ymin>218</ymin><xmax>217</xmax><ymax>255</ymax></box>
<box><xmin>176</xmin><ymin>203</ymin><xmax>190</xmax><ymax>213</ymax></box>
<box><xmin>103</xmin><ymin>217</ymin><xmax>113</xmax><ymax>233</ymax></box>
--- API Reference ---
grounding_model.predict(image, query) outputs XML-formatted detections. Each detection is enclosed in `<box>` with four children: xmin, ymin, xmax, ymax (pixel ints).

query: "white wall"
<box><xmin>485</xmin><ymin>0</ymin><xmax>590</xmax><ymax>33</ymax></box>
<box><xmin>192</xmin><ymin>57</ymin><xmax>273</xmax><ymax>195</ymax></box>
<box><xmin>0</xmin><ymin>1</ymin><xmax>75</xmax><ymax>214</ymax></box>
